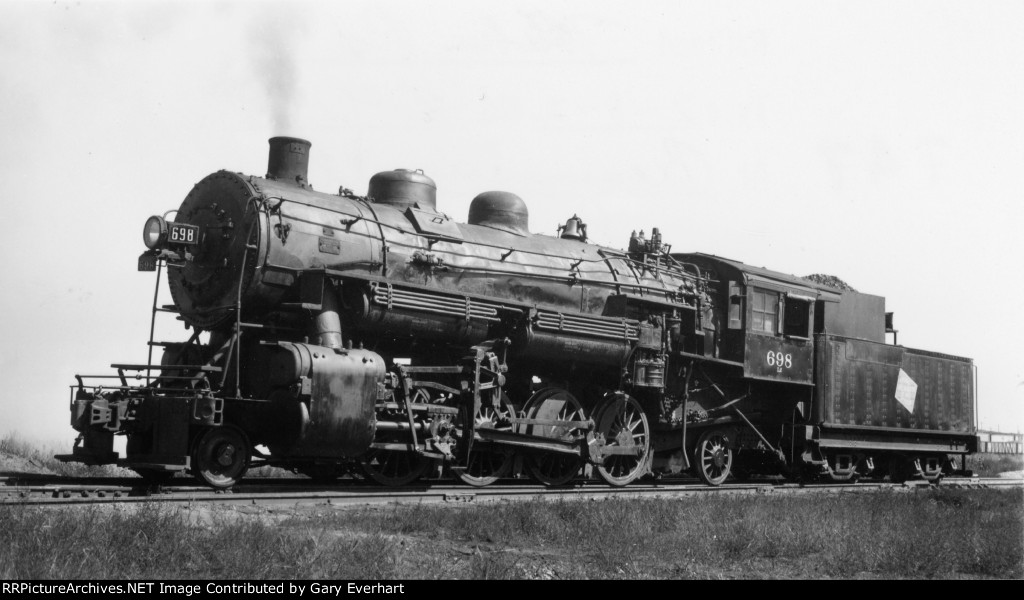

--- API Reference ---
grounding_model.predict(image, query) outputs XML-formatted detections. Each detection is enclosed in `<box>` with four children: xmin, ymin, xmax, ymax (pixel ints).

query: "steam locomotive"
<box><xmin>60</xmin><ymin>137</ymin><xmax>979</xmax><ymax>488</ymax></box>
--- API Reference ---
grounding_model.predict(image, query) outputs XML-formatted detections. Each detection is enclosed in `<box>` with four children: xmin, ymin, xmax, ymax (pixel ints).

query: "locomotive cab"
<box><xmin>675</xmin><ymin>253</ymin><xmax>838</xmax><ymax>385</ymax></box>
<box><xmin>668</xmin><ymin>253</ymin><xmax>977</xmax><ymax>484</ymax></box>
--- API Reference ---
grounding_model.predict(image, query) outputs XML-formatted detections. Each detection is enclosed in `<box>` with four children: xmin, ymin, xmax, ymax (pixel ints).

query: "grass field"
<box><xmin>967</xmin><ymin>452</ymin><xmax>1024</xmax><ymax>478</ymax></box>
<box><xmin>0</xmin><ymin>434</ymin><xmax>128</xmax><ymax>477</ymax></box>
<box><xmin>1</xmin><ymin>488</ymin><xmax>1021</xmax><ymax>579</ymax></box>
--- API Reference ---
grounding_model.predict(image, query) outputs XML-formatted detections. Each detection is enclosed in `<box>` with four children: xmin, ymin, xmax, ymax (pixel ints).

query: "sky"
<box><xmin>0</xmin><ymin>0</ymin><xmax>1021</xmax><ymax>444</ymax></box>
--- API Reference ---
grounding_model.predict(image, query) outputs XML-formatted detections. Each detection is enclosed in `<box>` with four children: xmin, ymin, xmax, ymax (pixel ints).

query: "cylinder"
<box><xmin>266</xmin><ymin>136</ymin><xmax>312</xmax><ymax>188</ymax></box>
<box><xmin>269</xmin><ymin>344</ymin><xmax>383</xmax><ymax>458</ymax></box>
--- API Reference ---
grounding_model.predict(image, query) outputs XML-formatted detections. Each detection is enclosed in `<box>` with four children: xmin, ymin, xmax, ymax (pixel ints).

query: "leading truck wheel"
<box><xmin>192</xmin><ymin>427</ymin><xmax>249</xmax><ymax>489</ymax></box>
<box><xmin>694</xmin><ymin>430</ymin><xmax>733</xmax><ymax>486</ymax></box>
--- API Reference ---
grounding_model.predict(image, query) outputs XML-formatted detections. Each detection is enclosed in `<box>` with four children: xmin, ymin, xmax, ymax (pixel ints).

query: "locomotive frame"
<box><xmin>60</xmin><ymin>137</ymin><xmax>979</xmax><ymax>488</ymax></box>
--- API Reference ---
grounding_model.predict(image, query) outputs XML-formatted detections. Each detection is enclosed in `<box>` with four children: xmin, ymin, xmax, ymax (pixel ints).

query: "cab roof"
<box><xmin>673</xmin><ymin>253</ymin><xmax>843</xmax><ymax>302</ymax></box>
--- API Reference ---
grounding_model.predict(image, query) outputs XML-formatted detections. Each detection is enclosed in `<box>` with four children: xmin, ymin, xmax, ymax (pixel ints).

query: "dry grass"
<box><xmin>0</xmin><ymin>433</ymin><xmax>304</xmax><ymax>480</ymax></box>
<box><xmin>0</xmin><ymin>503</ymin><xmax>408</xmax><ymax>580</ymax></box>
<box><xmin>1</xmin><ymin>488</ymin><xmax>1020</xmax><ymax>580</ymax></box>
<box><xmin>0</xmin><ymin>432</ymin><xmax>129</xmax><ymax>478</ymax></box>
<box><xmin>969</xmin><ymin>453</ymin><xmax>1024</xmax><ymax>477</ymax></box>
<box><xmin>2</xmin><ymin>436</ymin><xmax>1021</xmax><ymax>579</ymax></box>
<box><xmin>342</xmin><ymin>489</ymin><xmax>1024</xmax><ymax>579</ymax></box>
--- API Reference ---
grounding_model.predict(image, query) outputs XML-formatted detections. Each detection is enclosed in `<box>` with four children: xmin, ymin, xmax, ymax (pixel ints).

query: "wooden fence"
<box><xmin>977</xmin><ymin>430</ymin><xmax>1024</xmax><ymax>454</ymax></box>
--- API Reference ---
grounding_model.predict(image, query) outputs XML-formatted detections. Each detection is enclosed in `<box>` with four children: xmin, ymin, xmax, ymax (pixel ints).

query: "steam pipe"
<box><xmin>316</xmin><ymin>283</ymin><xmax>343</xmax><ymax>350</ymax></box>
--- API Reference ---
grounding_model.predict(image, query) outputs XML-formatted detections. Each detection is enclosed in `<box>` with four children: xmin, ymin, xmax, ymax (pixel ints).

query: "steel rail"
<box><xmin>2</xmin><ymin>475</ymin><xmax>1019</xmax><ymax>508</ymax></box>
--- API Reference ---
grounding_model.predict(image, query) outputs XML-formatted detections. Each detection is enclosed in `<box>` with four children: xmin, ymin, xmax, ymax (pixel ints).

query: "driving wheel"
<box><xmin>593</xmin><ymin>393</ymin><xmax>650</xmax><ymax>487</ymax></box>
<box><xmin>520</xmin><ymin>388</ymin><xmax>586</xmax><ymax>486</ymax></box>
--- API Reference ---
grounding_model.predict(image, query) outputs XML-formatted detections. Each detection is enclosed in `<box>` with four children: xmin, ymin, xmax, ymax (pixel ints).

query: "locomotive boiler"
<box><xmin>61</xmin><ymin>137</ymin><xmax>979</xmax><ymax>488</ymax></box>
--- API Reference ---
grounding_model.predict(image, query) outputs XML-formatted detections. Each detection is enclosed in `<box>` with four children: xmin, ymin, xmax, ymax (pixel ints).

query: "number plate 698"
<box><xmin>169</xmin><ymin>223</ymin><xmax>199</xmax><ymax>245</ymax></box>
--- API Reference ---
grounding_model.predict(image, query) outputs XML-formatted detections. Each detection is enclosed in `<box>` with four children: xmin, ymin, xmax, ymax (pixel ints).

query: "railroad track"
<box><xmin>2</xmin><ymin>473</ymin><xmax>1020</xmax><ymax>508</ymax></box>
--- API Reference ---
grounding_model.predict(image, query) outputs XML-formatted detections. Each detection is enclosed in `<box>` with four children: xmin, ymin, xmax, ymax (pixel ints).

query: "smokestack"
<box><xmin>266</xmin><ymin>136</ymin><xmax>311</xmax><ymax>188</ymax></box>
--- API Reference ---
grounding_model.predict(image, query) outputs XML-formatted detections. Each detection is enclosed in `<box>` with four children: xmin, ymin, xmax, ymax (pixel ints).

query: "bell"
<box><xmin>559</xmin><ymin>214</ymin><xmax>587</xmax><ymax>241</ymax></box>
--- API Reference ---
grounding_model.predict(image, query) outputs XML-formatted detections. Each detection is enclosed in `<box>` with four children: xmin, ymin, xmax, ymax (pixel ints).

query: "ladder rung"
<box><xmin>147</xmin><ymin>341</ymin><xmax>186</xmax><ymax>347</ymax></box>
<box><xmin>155</xmin><ymin>306</ymin><xmax>180</xmax><ymax>313</ymax></box>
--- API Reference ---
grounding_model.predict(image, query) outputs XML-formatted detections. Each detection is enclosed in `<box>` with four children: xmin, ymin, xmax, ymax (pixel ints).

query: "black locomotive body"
<box><xmin>61</xmin><ymin>137</ymin><xmax>979</xmax><ymax>488</ymax></box>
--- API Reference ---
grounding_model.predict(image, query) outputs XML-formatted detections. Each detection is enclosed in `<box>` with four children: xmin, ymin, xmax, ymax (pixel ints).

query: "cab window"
<box><xmin>783</xmin><ymin>296</ymin><xmax>811</xmax><ymax>338</ymax></box>
<box><xmin>751</xmin><ymin>289</ymin><xmax>778</xmax><ymax>334</ymax></box>
<box><xmin>728</xmin><ymin>282</ymin><xmax>744</xmax><ymax>329</ymax></box>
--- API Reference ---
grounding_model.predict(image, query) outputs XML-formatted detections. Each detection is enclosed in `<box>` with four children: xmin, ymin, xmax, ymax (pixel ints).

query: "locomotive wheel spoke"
<box><xmin>594</xmin><ymin>394</ymin><xmax>650</xmax><ymax>487</ymax></box>
<box><xmin>694</xmin><ymin>430</ymin><xmax>732</xmax><ymax>486</ymax></box>
<box><xmin>521</xmin><ymin>388</ymin><xmax>586</xmax><ymax>487</ymax></box>
<box><xmin>192</xmin><ymin>427</ymin><xmax>249</xmax><ymax>489</ymax></box>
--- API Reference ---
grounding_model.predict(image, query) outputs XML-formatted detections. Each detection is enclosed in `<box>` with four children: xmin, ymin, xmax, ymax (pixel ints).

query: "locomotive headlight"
<box><xmin>143</xmin><ymin>215</ymin><xmax>168</xmax><ymax>250</ymax></box>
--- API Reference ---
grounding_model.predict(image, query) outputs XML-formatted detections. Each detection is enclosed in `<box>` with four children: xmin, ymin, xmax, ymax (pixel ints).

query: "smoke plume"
<box><xmin>249</xmin><ymin>12</ymin><xmax>305</xmax><ymax>134</ymax></box>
